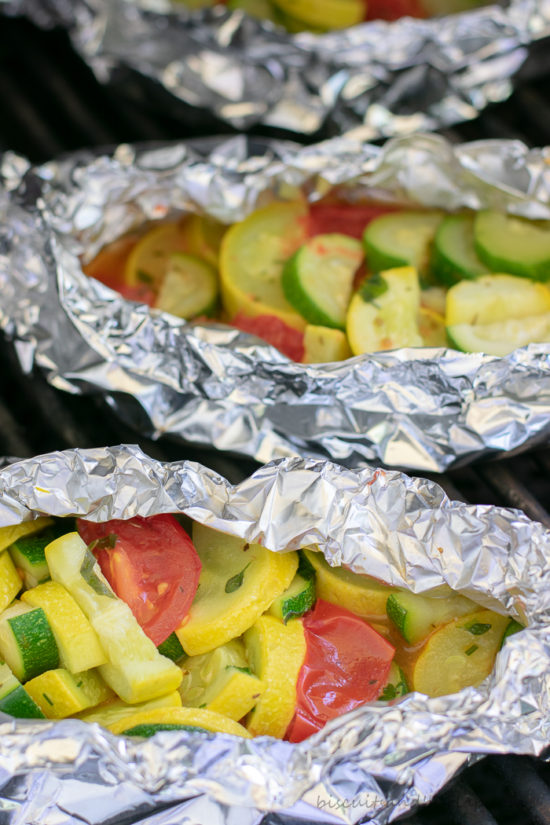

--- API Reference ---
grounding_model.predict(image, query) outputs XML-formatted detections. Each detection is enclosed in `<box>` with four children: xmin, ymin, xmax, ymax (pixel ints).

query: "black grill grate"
<box><xmin>0</xmin><ymin>13</ymin><xmax>549</xmax><ymax>825</ymax></box>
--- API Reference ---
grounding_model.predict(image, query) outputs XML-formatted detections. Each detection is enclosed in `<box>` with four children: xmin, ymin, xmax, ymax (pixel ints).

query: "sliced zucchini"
<box><xmin>108</xmin><ymin>706</ymin><xmax>252</xmax><ymax>738</ymax></box>
<box><xmin>271</xmin><ymin>0</ymin><xmax>364</xmax><ymax>29</ymax></box>
<box><xmin>268</xmin><ymin>571</ymin><xmax>315</xmax><ymax>622</ymax></box>
<box><xmin>411</xmin><ymin>609</ymin><xmax>510</xmax><ymax>697</ymax></box>
<box><xmin>45</xmin><ymin>533</ymin><xmax>182</xmax><ymax>704</ymax></box>
<box><xmin>157</xmin><ymin>632</ymin><xmax>186</xmax><ymax>662</ymax></box>
<box><xmin>179</xmin><ymin>638</ymin><xmax>264</xmax><ymax>721</ymax></box>
<box><xmin>176</xmin><ymin>523</ymin><xmax>298</xmax><ymax>656</ymax></box>
<box><xmin>179</xmin><ymin>214</ymin><xmax>227</xmax><ymax>268</ymax></box>
<box><xmin>431</xmin><ymin>214</ymin><xmax>490</xmax><ymax>286</ymax></box>
<box><xmin>500</xmin><ymin>619</ymin><xmax>524</xmax><ymax>648</ymax></box>
<box><xmin>282</xmin><ymin>234</ymin><xmax>363</xmax><ymax>329</ymax></box>
<box><xmin>21</xmin><ymin>581</ymin><xmax>107</xmax><ymax>674</ymax></box>
<box><xmin>124</xmin><ymin>221</ymin><xmax>188</xmax><ymax>289</ymax></box>
<box><xmin>0</xmin><ymin>601</ymin><xmax>59</xmax><ymax>682</ymax></box>
<box><xmin>302</xmin><ymin>325</ymin><xmax>352</xmax><ymax>363</ymax></box>
<box><xmin>474</xmin><ymin>211</ymin><xmax>550</xmax><ymax>281</ymax></box>
<box><xmin>364</xmin><ymin>211</ymin><xmax>444</xmax><ymax>277</ymax></box>
<box><xmin>220</xmin><ymin>200</ymin><xmax>308</xmax><ymax>331</ymax></box>
<box><xmin>24</xmin><ymin>668</ymin><xmax>106</xmax><ymax>718</ymax></box>
<box><xmin>154</xmin><ymin>253</ymin><xmax>218</xmax><ymax>320</ymax></box>
<box><xmin>445</xmin><ymin>274</ymin><xmax>550</xmax><ymax>326</ymax></box>
<box><xmin>0</xmin><ymin>551</ymin><xmax>23</xmax><ymax>613</ymax></box>
<box><xmin>378</xmin><ymin>662</ymin><xmax>408</xmax><ymax>701</ymax></box>
<box><xmin>346</xmin><ymin>266</ymin><xmax>422</xmax><ymax>355</ymax></box>
<box><xmin>8</xmin><ymin>518</ymin><xmax>72</xmax><ymax>589</ymax></box>
<box><xmin>0</xmin><ymin>661</ymin><xmax>45</xmax><ymax>718</ymax></box>
<box><xmin>303</xmin><ymin>547</ymin><xmax>394</xmax><ymax>620</ymax></box>
<box><xmin>0</xmin><ymin>517</ymin><xmax>53</xmax><ymax>554</ymax></box>
<box><xmin>386</xmin><ymin>589</ymin><xmax>478</xmax><ymax>644</ymax></box>
<box><xmin>244</xmin><ymin>614</ymin><xmax>306</xmax><ymax>738</ymax></box>
<box><xmin>77</xmin><ymin>691</ymin><xmax>182</xmax><ymax>726</ymax></box>
<box><xmin>447</xmin><ymin>313</ymin><xmax>550</xmax><ymax>356</ymax></box>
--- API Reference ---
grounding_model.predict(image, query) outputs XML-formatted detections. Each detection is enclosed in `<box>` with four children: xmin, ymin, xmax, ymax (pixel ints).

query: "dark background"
<box><xmin>0</xmin><ymin>13</ymin><xmax>549</xmax><ymax>825</ymax></box>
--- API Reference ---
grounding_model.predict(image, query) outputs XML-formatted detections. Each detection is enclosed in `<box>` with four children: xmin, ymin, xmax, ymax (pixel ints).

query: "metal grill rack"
<box><xmin>0</xmin><ymin>12</ymin><xmax>549</xmax><ymax>825</ymax></box>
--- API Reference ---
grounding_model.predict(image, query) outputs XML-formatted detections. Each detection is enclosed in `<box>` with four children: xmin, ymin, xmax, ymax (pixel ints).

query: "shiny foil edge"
<box><xmin>0</xmin><ymin>443</ymin><xmax>548</xmax><ymax>825</ymax></box>
<box><xmin>2</xmin><ymin>134</ymin><xmax>550</xmax><ymax>472</ymax></box>
<box><xmin>1</xmin><ymin>0</ymin><xmax>550</xmax><ymax>137</ymax></box>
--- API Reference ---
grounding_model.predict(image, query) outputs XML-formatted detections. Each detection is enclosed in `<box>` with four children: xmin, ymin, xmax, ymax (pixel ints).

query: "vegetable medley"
<box><xmin>0</xmin><ymin>514</ymin><xmax>520</xmax><ymax>740</ymax></box>
<box><xmin>85</xmin><ymin>200</ymin><xmax>550</xmax><ymax>362</ymax></box>
<box><xmin>176</xmin><ymin>0</ymin><xmax>487</xmax><ymax>31</ymax></box>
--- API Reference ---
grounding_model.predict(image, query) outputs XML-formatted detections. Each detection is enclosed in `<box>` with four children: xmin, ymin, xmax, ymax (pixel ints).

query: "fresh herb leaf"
<box><xmin>463</xmin><ymin>622</ymin><xmax>492</xmax><ymax>636</ymax></box>
<box><xmin>359</xmin><ymin>272</ymin><xmax>388</xmax><ymax>303</ymax></box>
<box><xmin>227</xmin><ymin>665</ymin><xmax>252</xmax><ymax>675</ymax></box>
<box><xmin>87</xmin><ymin>534</ymin><xmax>118</xmax><ymax>554</ymax></box>
<box><xmin>465</xmin><ymin>644</ymin><xmax>479</xmax><ymax>656</ymax></box>
<box><xmin>137</xmin><ymin>269</ymin><xmax>154</xmax><ymax>284</ymax></box>
<box><xmin>379</xmin><ymin>683</ymin><xmax>397</xmax><ymax>701</ymax></box>
<box><xmin>80</xmin><ymin>551</ymin><xmax>114</xmax><ymax>597</ymax></box>
<box><xmin>225</xmin><ymin>563</ymin><xmax>251</xmax><ymax>594</ymax></box>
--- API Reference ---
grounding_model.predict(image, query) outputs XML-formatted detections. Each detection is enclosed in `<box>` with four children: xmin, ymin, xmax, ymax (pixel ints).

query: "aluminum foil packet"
<box><xmin>0</xmin><ymin>443</ymin><xmax>549</xmax><ymax>825</ymax></box>
<box><xmin>2</xmin><ymin>133</ymin><xmax>550</xmax><ymax>472</ymax></box>
<box><xmin>1</xmin><ymin>0</ymin><xmax>550</xmax><ymax>137</ymax></box>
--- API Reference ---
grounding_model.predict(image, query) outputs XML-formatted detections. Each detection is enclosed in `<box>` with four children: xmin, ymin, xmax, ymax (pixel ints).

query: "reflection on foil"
<box><xmin>0</xmin><ymin>444</ymin><xmax>548</xmax><ymax>824</ymax></box>
<box><xmin>1</xmin><ymin>0</ymin><xmax>549</xmax><ymax>136</ymax></box>
<box><xmin>2</xmin><ymin>134</ymin><xmax>550</xmax><ymax>471</ymax></box>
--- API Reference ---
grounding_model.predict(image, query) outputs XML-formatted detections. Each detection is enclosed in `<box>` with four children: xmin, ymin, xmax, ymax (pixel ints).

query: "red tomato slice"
<box><xmin>308</xmin><ymin>203</ymin><xmax>397</xmax><ymax>240</ymax></box>
<box><xmin>286</xmin><ymin>599</ymin><xmax>394</xmax><ymax>743</ymax></box>
<box><xmin>230</xmin><ymin>312</ymin><xmax>305</xmax><ymax>362</ymax></box>
<box><xmin>82</xmin><ymin>234</ymin><xmax>138</xmax><ymax>289</ymax></box>
<box><xmin>77</xmin><ymin>514</ymin><xmax>201</xmax><ymax>646</ymax></box>
<box><xmin>364</xmin><ymin>0</ymin><xmax>426</xmax><ymax>20</ymax></box>
<box><xmin>117</xmin><ymin>283</ymin><xmax>156</xmax><ymax>306</ymax></box>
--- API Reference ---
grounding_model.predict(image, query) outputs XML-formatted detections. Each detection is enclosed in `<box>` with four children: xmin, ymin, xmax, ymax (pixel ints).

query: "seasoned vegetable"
<box><xmin>86</xmin><ymin>199</ymin><xmax>550</xmax><ymax>361</ymax></box>
<box><xmin>346</xmin><ymin>266</ymin><xmax>423</xmax><ymax>354</ymax></box>
<box><xmin>287</xmin><ymin>600</ymin><xmax>394</xmax><ymax>742</ymax></box>
<box><xmin>176</xmin><ymin>524</ymin><xmax>298</xmax><ymax>655</ymax></box>
<box><xmin>77</xmin><ymin>515</ymin><xmax>202</xmax><ymax>647</ymax></box>
<box><xmin>0</xmin><ymin>513</ymin><xmax>519</xmax><ymax>741</ymax></box>
<box><xmin>282</xmin><ymin>234</ymin><xmax>363</xmax><ymax>329</ymax></box>
<box><xmin>244</xmin><ymin>614</ymin><xmax>306</xmax><ymax>738</ymax></box>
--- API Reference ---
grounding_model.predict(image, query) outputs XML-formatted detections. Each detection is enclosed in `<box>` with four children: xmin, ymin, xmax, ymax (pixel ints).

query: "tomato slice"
<box><xmin>286</xmin><ymin>599</ymin><xmax>394</xmax><ymax>742</ymax></box>
<box><xmin>364</xmin><ymin>0</ymin><xmax>427</xmax><ymax>20</ymax></box>
<box><xmin>77</xmin><ymin>514</ymin><xmax>201</xmax><ymax>646</ymax></box>
<box><xmin>229</xmin><ymin>312</ymin><xmax>305</xmax><ymax>362</ymax></box>
<box><xmin>308</xmin><ymin>203</ymin><xmax>397</xmax><ymax>240</ymax></box>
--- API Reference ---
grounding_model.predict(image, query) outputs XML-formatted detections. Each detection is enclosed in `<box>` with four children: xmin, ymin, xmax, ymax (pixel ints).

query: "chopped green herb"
<box><xmin>379</xmin><ymin>683</ymin><xmax>397</xmax><ymax>701</ymax></box>
<box><xmin>227</xmin><ymin>665</ymin><xmax>252</xmax><ymax>675</ymax></box>
<box><xmin>76</xmin><ymin>680</ymin><xmax>83</xmax><ymax>687</ymax></box>
<box><xmin>463</xmin><ymin>622</ymin><xmax>492</xmax><ymax>636</ymax></box>
<box><xmin>80</xmin><ymin>551</ymin><xmax>114</xmax><ymax>597</ymax></box>
<box><xmin>198</xmin><ymin>703</ymin><xmax>207</xmax><ymax>709</ymax></box>
<box><xmin>43</xmin><ymin>693</ymin><xmax>54</xmax><ymax>706</ymax></box>
<box><xmin>225</xmin><ymin>562</ymin><xmax>251</xmax><ymax>594</ymax></box>
<box><xmin>137</xmin><ymin>269</ymin><xmax>154</xmax><ymax>284</ymax></box>
<box><xmin>465</xmin><ymin>644</ymin><xmax>479</xmax><ymax>656</ymax></box>
<box><xmin>359</xmin><ymin>272</ymin><xmax>389</xmax><ymax>303</ymax></box>
<box><xmin>87</xmin><ymin>534</ymin><xmax>118</xmax><ymax>554</ymax></box>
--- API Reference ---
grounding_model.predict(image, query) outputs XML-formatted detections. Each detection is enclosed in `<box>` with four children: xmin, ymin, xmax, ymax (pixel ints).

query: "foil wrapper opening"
<box><xmin>1</xmin><ymin>0</ymin><xmax>549</xmax><ymax>137</ymax></box>
<box><xmin>2</xmin><ymin>134</ymin><xmax>550</xmax><ymax>471</ymax></box>
<box><xmin>0</xmin><ymin>444</ymin><xmax>548</xmax><ymax>825</ymax></box>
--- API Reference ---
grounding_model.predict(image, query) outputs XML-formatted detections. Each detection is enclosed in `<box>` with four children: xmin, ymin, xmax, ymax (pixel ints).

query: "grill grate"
<box><xmin>0</xmin><ymin>13</ymin><xmax>549</xmax><ymax>825</ymax></box>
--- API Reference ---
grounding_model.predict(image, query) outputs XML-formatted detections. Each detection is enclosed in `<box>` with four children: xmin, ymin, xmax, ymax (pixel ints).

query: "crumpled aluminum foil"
<box><xmin>1</xmin><ymin>0</ymin><xmax>550</xmax><ymax>137</ymax></box>
<box><xmin>2</xmin><ymin>133</ymin><xmax>550</xmax><ymax>472</ymax></box>
<box><xmin>0</xmin><ymin>443</ymin><xmax>549</xmax><ymax>825</ymax></box>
